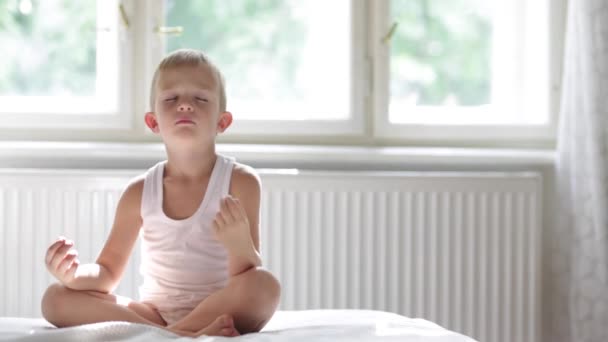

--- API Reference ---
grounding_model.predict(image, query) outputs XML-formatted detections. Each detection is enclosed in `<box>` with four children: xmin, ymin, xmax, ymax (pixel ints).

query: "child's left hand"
<box><xmin>213</xmin><ymin>196</ymin><xmax>254</xmax><ymax>254</ymax></box>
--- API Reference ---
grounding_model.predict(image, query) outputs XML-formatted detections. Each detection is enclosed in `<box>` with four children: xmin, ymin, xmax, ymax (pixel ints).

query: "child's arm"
<box><xmin>45</xmin><ymin>178</ymin><xmax>144</xmax><ymax>293</ymax></box>
<box><xmin>214</xmin><ymin>166</ymin><xmax>262</xmax><ymax>276</ymax></box>
<box><xmin>92</xmin><ymin>178</ymin><xmax>144</xmax><ymax>292</ymax></box>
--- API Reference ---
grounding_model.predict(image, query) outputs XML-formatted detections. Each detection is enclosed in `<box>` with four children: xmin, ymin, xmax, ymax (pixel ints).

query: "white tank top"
<box><xmin>138</xmin><ymin>155</ymin><xmax>235</xmax><ymax>310</ymax></box>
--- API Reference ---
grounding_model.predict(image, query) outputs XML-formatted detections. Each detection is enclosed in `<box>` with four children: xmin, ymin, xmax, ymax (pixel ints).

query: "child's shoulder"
<box><xmin>230</xmin><ymin>161</ymin><xmax>261</xmax><ymax>195</ymax></box>
<box><xmin>120</xmin><ymin>174</ymin><xmax>147</xmax><ymax>201</ymax></box>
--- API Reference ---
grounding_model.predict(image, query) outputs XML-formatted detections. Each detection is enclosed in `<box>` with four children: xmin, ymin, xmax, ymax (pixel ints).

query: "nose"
<box><xmin>177</xmin><ymin>102</ymin><xmax>193</xmax><ymax>112</ymax></box>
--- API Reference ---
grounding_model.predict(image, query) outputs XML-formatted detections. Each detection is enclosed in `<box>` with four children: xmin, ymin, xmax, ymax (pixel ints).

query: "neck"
<box><xmin>164</xmin><ymin>144</ymin><xmax>217</xmax><ymax>180</ymax></box>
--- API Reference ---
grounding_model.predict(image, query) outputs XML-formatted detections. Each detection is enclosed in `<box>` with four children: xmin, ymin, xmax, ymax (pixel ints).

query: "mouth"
<box><xmin>175</xmin><ymin>118</ymin><xmax>195</xmax><ymax>125</ymax></box>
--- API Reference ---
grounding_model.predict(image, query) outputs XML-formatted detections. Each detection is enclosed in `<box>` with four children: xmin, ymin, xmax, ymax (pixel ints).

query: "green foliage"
<box><xmin>0</xmin><ymin>0</ymin><xmax>96</xmax><ymax>96</ymax></box>
<box><xmin>0</xmin><ymin>0</ymin><xmax>491</xmax><ymax>109</ymax></box>
<box><xmin>390</xmin><ymin>0</ymin><xmax>491</xmax><ymax>106</ymax></box>
<box><xmin>164</xmin><ymin>0</ymin><xmax>306</xmax><ymax>101</ymax></box>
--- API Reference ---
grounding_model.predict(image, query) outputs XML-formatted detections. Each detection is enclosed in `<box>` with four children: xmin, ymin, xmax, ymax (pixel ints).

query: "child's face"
<box><xmin>145</xmin><ymin>64</ymin><xmax>231</xmax><ymax>147</ymax></box>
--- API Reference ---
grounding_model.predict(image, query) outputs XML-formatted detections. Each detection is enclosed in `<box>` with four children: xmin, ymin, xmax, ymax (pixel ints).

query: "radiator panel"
<box><xmin>0</xmin><ymin>170</ymin><xmax>541</xmax><ymax>342</ymax></box>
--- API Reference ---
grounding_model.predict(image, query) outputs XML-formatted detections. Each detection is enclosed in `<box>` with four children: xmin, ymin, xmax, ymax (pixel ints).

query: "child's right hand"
<box><xmin>45</xmin><ymin>237</ymin><xmax>80</xmax><ymax>285</ymax></box>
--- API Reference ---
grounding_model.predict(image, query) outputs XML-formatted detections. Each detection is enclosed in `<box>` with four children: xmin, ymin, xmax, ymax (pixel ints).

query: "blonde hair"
<box><xmin>149</xmin><ymin>49</ymin><xmax>226</xmax><ymax>113</ymax></box>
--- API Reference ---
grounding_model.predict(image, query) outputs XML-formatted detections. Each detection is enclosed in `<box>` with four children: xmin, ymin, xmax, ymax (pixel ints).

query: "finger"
<box><xmin>48</xmin><ymin>240</ymin><xmax>74</xmax><ymax>268</ymax></box>
<box><xmin>57</xmin><ymin>251</ymin><xmax>78</xmax><ymax>273</ymax></box>
<box><xmin>219</xmin><ymin>198</ymin><xmax>235</xmax><ymax>223</ymax></box>
<box><xmin>45</xmin><ymin>238</ymin><xmax>68</xmax><ymax>265</ymax></box>
<box><xmin>64</xmin><ymin>259</ymin><xmax>79</xmax><ymax>280</ymax></box>
<box><xmin>232</xmin><ymin>197</ymin><xmax>247</xmax><ymax>217</ymax></box>
<box><xmin>212</xmin><ymin>218</ymin><xmax>221</xmax><ymax>233</ymax></box>
<box><xmin>55</xmin><ymin>251</ymin><xmax>77</xmax><ymax>274</ymax></box>
<box><xmin>50</xmin><ymin>242</ymin><xmax>75</xmax><ymax>270</ymax></box>
<box><xmin>214</xmin><ymin>213</ymin><xmax>226</xmax><ymax>228</ymax></box>
<box><xmin>226</xmin><ymin>197</ymin><xmax>243</xmax><ymax>220</ymax></box>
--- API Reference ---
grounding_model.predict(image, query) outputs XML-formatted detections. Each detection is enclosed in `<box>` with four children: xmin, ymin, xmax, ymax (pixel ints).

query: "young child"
<box><xmin>41</xmin><ymin>49</ymin><xmax>281</xmax><ymax>337</ymax></box>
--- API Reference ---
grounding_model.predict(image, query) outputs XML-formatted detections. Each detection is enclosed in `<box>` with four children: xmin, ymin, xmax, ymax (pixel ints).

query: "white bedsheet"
<box><xmin>0</xmin><ymin>310</ymin><xmax>477</xmax><ymax>341</ymax></box>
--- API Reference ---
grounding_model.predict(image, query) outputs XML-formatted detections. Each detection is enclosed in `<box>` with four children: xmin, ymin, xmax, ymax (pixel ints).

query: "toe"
<box><xmin>219</xmin><ymin>314</ymin><xmax>233</xmax><ymax>327</ymax></box>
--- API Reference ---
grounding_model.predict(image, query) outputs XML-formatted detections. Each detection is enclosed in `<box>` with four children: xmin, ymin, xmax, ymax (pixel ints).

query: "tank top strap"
<box><xmin>216</xmin><ymin>155</ymin><xmax>235</xmax><ymax>197</ymax></box>
<box><xmin>141</xmin><ymin>160</ymin><xmax>165</xmax><ymax>217</ymax></box>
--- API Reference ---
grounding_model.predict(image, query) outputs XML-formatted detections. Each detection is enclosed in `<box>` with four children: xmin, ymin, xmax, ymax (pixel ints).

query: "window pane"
<box><xmin>0</xmin><ymin>0</ymin><xmax>122</xmax><ymax>117</ymax></box>
<box><xmin>164</xmin><ymin>0</ymin><xmax>351</xmax><ymax>120</ymax></box>
<box><xmin>0</xmin><ymin>0</ymin><xmax>96</xmax><ymax>97</ymax></box>
<box><xmin>389</xmin><ymin>0</ymin><xmax>494</xmax><ymax>124</ymax></box>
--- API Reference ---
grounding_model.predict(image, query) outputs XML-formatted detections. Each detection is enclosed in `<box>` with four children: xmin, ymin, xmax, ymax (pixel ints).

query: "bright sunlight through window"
<box><xmin>162</xmin><ymin>0</ymin><xmax>351</xmax><ymax>121</ymax></box>
<box><xmin>388</xmin><ymin>0</ymin><xmax>549</xmax><ymax>126</ymax></box>
<box><xmin>0</xmin><ymin>0</ymin><xmax>119</xmax><ymax>116</ymax></box>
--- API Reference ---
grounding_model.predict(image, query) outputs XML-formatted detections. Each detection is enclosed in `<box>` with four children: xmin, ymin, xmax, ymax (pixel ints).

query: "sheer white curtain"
<box><xmin>550</xmin><ymin>0</ymin><xmax>608</xmax><ymax>341</ymax></box>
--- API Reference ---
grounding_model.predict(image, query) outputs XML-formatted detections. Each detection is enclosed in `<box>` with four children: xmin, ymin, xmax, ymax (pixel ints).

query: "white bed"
<box><xmin>0</xmin><ymin>310</ymin><xmax>476</xmax><ymax>341</ymax></box>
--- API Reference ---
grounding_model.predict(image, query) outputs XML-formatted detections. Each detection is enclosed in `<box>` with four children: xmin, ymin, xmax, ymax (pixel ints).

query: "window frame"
<box><xmin>371</xmin><ymin>0</ymin><xmax>559</xmax><ymax>146</ymax></box>
<box><xmin>0</xmin><ymin>0</ymin><xmax>565</xmax><ymax>148</ymax></box>
<box><xmin>143</xmin><ymin>0</ymin><xmax>367</xmax><ymax>138</ymax></box>
<box><xmin>0</xmin><ymin>0</ymin><xmax>134</xmax><ymax>131</ymax></box>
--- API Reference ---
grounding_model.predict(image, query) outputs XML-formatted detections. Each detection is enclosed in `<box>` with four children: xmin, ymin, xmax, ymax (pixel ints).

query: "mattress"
<box><xmin>0</xmin><ymin>309</ymin><xmax>477</xmax><ymax>341</ymax></box>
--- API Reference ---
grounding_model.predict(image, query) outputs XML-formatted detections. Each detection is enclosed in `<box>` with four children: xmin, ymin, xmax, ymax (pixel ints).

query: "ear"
<box><xmin>217</xmin><ymin>111</ymin><xmax>233</xmax><ymax>133</ymax></box>
<box><xmin>144</xmin><ymin>112</ymin><xmax>160</xmax><ymax>133</ymax></box>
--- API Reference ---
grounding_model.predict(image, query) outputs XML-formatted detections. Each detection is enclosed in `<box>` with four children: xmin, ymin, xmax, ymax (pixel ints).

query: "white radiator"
<box><xmin>0</xmin><ymin>169</ymin><xmax>542</xmax><ymax>342</ymax></box>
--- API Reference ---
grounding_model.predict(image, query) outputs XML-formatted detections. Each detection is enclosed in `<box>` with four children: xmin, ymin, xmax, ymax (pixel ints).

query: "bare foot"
<box><xmin>163</xmin><ymin>326</ymin><xmax>197</xmax><ymax>337</ymax></box>
<box><xmin>196</xmin><ymin>314</ymin><xmax>240</xmax><ymax>337</ymax></box>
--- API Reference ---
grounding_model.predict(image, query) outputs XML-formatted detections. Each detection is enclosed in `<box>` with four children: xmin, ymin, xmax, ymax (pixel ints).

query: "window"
<box><xmin>0</xmin><ymin>0</ymin><xmax>560</xmax><ymax>145</ymax></box>
<box><xmin>0</xmin><ymin>0</ymin><xmax>131</xmax><ymax>129</ymax></box>
<box><xmin>148</xmin><ymin>0</ymin><xmax>364</xmax><ymax>136</ymax></box>
<box><xmin>373</xmin><ymin>0</ymin><xmax>553</xmax><ymax>142</ymax></box>
<box><xmin>389</xmin><ymin>0</ymin><xmax>495</xmax><ymax>122</ymax></box>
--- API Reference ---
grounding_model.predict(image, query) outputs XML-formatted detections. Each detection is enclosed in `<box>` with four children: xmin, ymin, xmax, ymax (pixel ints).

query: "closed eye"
<box><xmin>195</xmin><ymin>97</ymin><xmax>208</xmax><ymax>102</ymax></box>
<box><xmin>165</xmin><ymin>97</ymin><xmax>177</xmax><ymax>102</ymax></box>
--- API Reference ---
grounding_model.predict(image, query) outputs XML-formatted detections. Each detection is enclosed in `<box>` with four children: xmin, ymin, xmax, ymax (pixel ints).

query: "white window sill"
<box><xmin>0</xmin><ymin>141</ymin><xmax>555</xmax><ymax>171</ymax></box>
